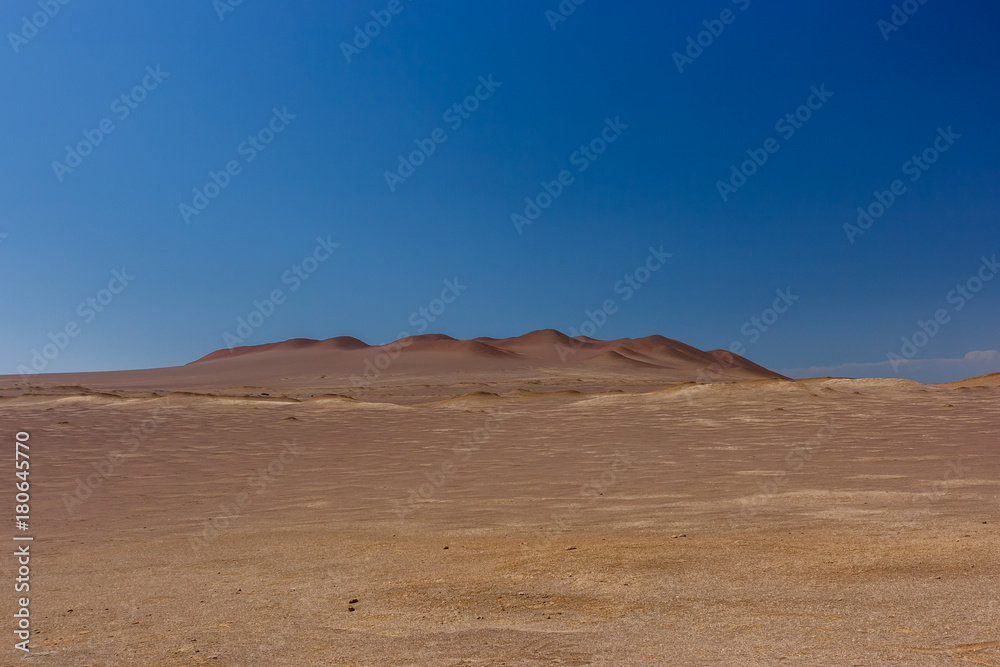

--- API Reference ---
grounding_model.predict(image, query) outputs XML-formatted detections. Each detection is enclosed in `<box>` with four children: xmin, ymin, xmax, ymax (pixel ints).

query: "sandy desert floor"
<box><xmin>1</xmin><ymin>369</ymin><xmax>997</xmax><ymax>666</ymax></box>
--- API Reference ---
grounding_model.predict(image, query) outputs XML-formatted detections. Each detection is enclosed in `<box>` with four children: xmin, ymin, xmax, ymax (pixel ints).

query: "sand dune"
<box><xmin>0</xmin><ymin>330</ymin><xmax>787</xmax><ymax>398</ymax></box>
<box><xmin>934</xmin><ymin>370</ymin><xmax>1000</xmax><ymax>389</ymax></box>
<box><xmin>4</xmin><ymin>333</ymin><xmax>998</xmax><ymax>664</ymax></box>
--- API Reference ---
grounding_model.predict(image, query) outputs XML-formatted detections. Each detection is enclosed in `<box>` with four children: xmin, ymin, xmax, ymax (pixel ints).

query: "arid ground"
<box><xmin>2</xmin><ymin>332</ymin><xmax>997</xmax><ymax>665</ymax></box>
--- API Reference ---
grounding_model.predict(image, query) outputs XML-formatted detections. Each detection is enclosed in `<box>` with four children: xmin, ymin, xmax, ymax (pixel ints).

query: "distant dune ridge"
<box><xmin>0</xmin><ymin>329</ymin><xmax>787</xmax><ymax>397</ymax></box>
<box><xmin>9</xmin><ymin>328</ymin><xmax>996</xmax><ymax>401</ymax></box>
<box><xmin>191</xmin><ymin>329</ymin><xmax>783</xmax><ymax>375</ymax></box>
<box><xmin>184</xmin><ymin>329</ymin><xmax>787</xmax><ymax>384</ymax></box>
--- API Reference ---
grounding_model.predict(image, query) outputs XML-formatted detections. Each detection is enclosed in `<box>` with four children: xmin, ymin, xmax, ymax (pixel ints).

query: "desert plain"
<box><xmin>1</xmin><ymin>330</ymin><xmax>997</xmax><ymax>665</ymax></box>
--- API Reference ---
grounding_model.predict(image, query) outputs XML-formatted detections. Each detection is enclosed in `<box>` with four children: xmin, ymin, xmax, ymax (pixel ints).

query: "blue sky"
<box><xmin>1</xmin><ymin>0</ymin><xmax>997</xmax><ymax>383</ymax></box>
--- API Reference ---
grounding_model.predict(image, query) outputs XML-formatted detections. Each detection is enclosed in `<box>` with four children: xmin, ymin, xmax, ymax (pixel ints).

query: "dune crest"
<box><xmin>4</xmin><ymin>330</ymin><xmax>903</xmax><ymax>401</ymax></box>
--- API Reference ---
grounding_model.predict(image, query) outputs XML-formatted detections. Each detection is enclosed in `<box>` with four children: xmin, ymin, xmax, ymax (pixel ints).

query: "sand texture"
<box><xmin>1</xmin><ymin>333</ymin><xmax>997</xmax><ymax>665</ymax></box>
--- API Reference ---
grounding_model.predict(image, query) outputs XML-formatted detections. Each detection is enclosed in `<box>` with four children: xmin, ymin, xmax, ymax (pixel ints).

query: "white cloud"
<box><xmin>780</xmin><ymin>350</ymin><xmax>1000</xmax><ymax>384</ymax></box>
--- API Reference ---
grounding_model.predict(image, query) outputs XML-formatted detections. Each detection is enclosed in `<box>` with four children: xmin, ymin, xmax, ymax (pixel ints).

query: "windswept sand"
<box><xmin>1</xmin><ymin>334</ymin><xmax>997</xmax><ymax>665</ymax></box>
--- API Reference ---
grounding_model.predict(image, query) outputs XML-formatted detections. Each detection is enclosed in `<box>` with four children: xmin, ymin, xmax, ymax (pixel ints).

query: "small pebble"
<box><xmin>349</xmin><ymin>598</ymin><xmax>358</xmax><ymax>604</ymax></box>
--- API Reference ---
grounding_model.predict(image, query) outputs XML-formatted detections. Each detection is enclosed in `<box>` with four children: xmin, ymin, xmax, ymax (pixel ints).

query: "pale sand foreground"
<box><xmin>2</xmin><ymin>376</ymin><xmax>998</xmax><ymax>665</ymax></box>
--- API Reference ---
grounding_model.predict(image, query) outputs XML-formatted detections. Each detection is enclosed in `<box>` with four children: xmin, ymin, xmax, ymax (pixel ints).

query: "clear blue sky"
<box><xmin>1</xmin><ymin>0</ymin><xmax>998</xmax><ymax>383</ymax></box>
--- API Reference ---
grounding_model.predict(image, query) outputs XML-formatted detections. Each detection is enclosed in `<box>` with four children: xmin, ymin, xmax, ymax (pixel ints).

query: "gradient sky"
<box><xmin>1</xmin><ymin>0</ymin><xmax>998</xmax><ymax>383</ymax></box>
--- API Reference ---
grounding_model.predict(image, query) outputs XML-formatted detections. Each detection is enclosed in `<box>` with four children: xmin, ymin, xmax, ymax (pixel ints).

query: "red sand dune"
<box><xmin>186</xmin><ymin>329</ymin><xmax>788</xmax><ymax>382</ymax></box>
<box><xmin>0</xmin><ymin>330</ymin><xmax>786</xmax><ymax>397</ymax></box>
